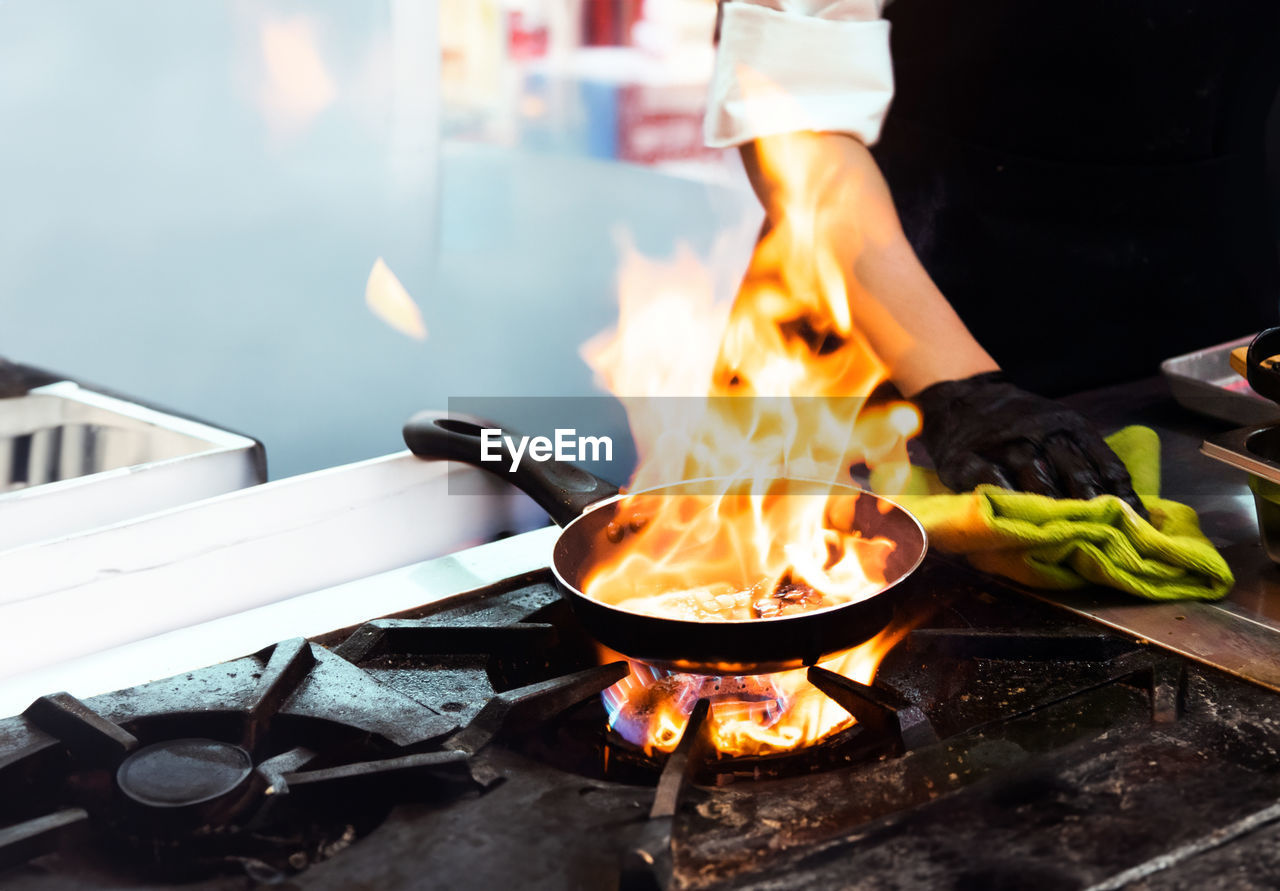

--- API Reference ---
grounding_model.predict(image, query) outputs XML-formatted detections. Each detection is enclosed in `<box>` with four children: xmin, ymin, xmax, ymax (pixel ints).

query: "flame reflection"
<box><xmin>257</xmin><ymin>15</ymin><xmax>336</xmax><ymax>138</ymax></box>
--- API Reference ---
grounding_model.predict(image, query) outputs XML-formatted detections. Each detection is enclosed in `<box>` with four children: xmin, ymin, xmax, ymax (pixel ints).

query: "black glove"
<box><xmin>913</xmin><ymin>371</ymin><xmax>1146</xmax><ymax>517</ymax></box>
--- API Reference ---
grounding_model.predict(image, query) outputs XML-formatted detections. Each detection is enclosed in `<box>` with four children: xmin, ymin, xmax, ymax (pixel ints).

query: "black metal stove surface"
<box><xmin>3</xmin><ymin>558</ymin><xmax>1280</xmax><ymax>890</ymax></box>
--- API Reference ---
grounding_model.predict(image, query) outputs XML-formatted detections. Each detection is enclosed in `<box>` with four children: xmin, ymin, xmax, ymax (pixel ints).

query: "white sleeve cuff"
<box><xmin>704</xmin><ymin>2</ymin><xmax>894</xmax><ymax>148</ymax></box>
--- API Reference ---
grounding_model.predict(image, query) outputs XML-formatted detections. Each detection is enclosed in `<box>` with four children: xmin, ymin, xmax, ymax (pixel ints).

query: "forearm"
<box><xmin>739</xmin><ymin>131</ymin><xmax>998</xmax><ymax>396</ymax></box>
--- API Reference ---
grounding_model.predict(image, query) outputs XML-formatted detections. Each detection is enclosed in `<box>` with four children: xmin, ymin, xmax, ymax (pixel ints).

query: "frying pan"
<box><xmin>404</xmin><ymin>411</ymin><xmax>927</xmax><ymax>675</ymax></box>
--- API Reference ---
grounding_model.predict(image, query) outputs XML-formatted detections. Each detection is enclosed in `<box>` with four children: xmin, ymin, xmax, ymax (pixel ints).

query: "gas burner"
<box><xmin>115</xmin><ymin>738</ymin><xmax>254</xmax><ymax>814</ymax></box>
<box><xmin>0</xmin><ymin>628</ymin><xmax>604</xmax><ymax>883</ymax></box>
<box><xmin>3</xmin><ymin>731</ymin><xmax>373</xmax><ymax>880</ymax></box>
<box><xmin>514</xmin><ymin>670</ymin><xmax>936</xmax><ymax>788</ymax></box>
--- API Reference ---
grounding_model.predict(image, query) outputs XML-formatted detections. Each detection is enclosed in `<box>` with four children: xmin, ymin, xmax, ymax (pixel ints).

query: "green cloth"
<box><xmin>891</xmin><ymin>426</ymin><xmax>1233</xmax><ymax>601</ymax></box>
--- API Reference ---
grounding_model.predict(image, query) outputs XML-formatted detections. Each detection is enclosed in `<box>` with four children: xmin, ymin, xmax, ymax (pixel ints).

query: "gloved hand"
<box><xmin>912</xmin><ymin>371</ymin><xmax>1147</xmax><ymax>517</ymax></box>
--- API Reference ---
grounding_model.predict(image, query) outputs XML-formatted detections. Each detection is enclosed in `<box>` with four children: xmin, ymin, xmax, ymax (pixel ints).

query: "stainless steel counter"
<box><xmin>1027</xmin><ymin>376</ymin><xmax>1280</xmax><ymax>689</ymax></box>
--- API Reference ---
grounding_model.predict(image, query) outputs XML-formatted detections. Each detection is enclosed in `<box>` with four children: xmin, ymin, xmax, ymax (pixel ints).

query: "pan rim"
<box><xmin>550</xmin><ymin>475</ymin><xmax>928</xmax><ymax>628</ymax></box>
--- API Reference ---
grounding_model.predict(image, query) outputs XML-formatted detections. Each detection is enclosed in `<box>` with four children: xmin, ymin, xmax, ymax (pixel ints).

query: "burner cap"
<box><xmin>116</xmin><ymin>738</ymin><xmax>253</xmax><ymax>809</ymax></box>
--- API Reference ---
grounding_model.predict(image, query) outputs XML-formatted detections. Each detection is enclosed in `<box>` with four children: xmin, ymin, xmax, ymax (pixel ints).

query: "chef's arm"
<box><xmin>738</xmin><ymin>131</ymin><xmax>1146</xmax><ymax>513</ymax></box>
<box><xmin>739</xmin><ymin>130</ymin><xmax>998</xmax><ymax>397</ymax></box>
<box><xmin>709</xmin><ymin>0</ymin><xmax>995</xmax><ymax>394</ymax></box>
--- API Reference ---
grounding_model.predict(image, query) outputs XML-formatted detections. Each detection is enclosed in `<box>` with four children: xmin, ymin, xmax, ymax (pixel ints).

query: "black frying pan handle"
<box><xmin>403</xmin><ymin>410</ymin><xmax>620</xmax><ymax>527</ymax></box>
<box><xmin>1248</xmin><ymin>328</ymin><xmax>1280</xmax><ymax>405</ymax></box>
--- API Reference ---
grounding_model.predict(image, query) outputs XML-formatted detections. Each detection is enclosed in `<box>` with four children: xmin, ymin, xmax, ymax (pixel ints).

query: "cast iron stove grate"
<box><xmin>2</xmin><ymin>561</ymin><xmax>1280</xmax><ymax>889</ymax></box>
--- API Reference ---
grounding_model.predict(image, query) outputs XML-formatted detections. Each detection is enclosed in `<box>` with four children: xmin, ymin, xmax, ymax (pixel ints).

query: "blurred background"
<box><xmin>2</xmin><ymin>1</ymin><xmax>1278</xmax><ymax>480</ymax></box>
<box><xmin>0</xmin><ymin>0</ymin><xmax>760</xmax><ymax>479</ymax></box>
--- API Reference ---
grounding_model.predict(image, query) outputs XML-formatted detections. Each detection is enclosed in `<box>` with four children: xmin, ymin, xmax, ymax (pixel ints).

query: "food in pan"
<box><xmin>584</xmin><ymin>489</ymin><xmax>895</xmax><ymax>622</ymax></box>
<box><xmin>608</xmin><ymin>576</ymin><xmax>827</xmax><ymax>622</ymax></box>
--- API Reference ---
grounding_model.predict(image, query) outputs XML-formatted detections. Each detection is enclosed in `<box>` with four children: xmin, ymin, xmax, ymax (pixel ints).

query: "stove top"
<box><xmin>4</xmin><ymin>545</ymin><xmax>1280</xmax><ymax>890</ymax></box>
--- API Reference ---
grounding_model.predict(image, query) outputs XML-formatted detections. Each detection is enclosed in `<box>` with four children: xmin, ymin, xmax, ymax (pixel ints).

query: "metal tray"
<box><xmin>1201</xmin><ymin>426</ymin><xmax>1280</xmax><ymax>483</ymax></box>
<box><xmin>1201</xmin><ymin>425</ymin><xmax>1280</xmax><ymax>563</ymax></box>
<box><xmin>1161</xmin><ymin>335</ymin><xmax>1280</xmax><ymax>426</ymax></box>
<box><xmin>1</xmin><ymin>381</ymin><xmax>264</xmax><ymax>551</ymax></box>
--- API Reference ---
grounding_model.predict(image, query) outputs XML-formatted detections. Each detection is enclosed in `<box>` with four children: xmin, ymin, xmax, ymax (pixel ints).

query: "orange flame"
<box><xmin>257</xmin><ymin>15</ymin><xmax>336</xmax><ymax>139</ymax></box>
<box><xmin>603</xmin><ymin>625</ymin><xmax>910</xmax><ymax>757</ymax></box>
<box><xmin>581</xmin><ymin>69</ymin><xmax>920</xmax><ymax>755</ymax></box>
<box><xmin>579</xmin><ymin>230</ymin><xmax>919</xmax><ymax>626</ymax></box>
